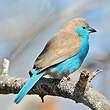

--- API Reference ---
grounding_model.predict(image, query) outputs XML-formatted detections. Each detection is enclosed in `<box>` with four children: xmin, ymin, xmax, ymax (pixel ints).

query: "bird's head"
<box><xmin>61</xmin><ymin>18</ymin><xmax>96</xmax><ymax>39</ymax></box>
<box><xmin>75</xmin><ymin>25</ymin><xmax>96</xmax><ymax>37</ymax></box>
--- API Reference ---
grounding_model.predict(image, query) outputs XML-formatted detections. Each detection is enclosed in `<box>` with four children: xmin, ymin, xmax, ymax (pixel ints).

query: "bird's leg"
<box><xmin>61</xmin><ymin>73</ymin><xmax>70</xmax><ymax>82</ymax></box>
<box><xmin>65</xmin><ymin>73</ymin><xmax>71</xmax><ymax>80</ymax></box>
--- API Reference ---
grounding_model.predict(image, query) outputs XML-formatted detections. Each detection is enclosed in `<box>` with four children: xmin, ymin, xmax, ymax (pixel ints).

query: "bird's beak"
<box><xmin>88</xmin><ymin>27</ymin><xmax>96</xmax><ymax>33</ymax></box>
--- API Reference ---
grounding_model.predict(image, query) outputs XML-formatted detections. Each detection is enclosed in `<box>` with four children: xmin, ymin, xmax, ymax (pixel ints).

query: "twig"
<box><xmin>88</xmin><ymin>69</ymin><xmax>103</xmax><ymax>82</ymax></box>
<box><xmin>1</xmin><ymin>58</ymin><xmax>10</xmax><ymax>76</ymax></box>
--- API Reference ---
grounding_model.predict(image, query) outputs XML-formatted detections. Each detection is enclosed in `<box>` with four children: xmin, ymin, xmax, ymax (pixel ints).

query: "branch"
<box><xmin>0</xmin><ymin>59</ymin><xmax>110</xmax><ymax>110</ymax></box>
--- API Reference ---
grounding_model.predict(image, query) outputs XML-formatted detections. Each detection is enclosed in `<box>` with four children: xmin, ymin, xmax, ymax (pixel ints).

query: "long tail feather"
<box><xmin>14</xmin><ymin>70</ymin><xmax>45</xmax><ymax>104</ymax></box>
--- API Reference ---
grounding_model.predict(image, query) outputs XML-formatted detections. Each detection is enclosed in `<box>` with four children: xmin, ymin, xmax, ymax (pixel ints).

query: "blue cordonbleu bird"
<box><xmin>14</xmin><ymin>18</ymin><xmax>96</xmax><ymax>104</ymax></box>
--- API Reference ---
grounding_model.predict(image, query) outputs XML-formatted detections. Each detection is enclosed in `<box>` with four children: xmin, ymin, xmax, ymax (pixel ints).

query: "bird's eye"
<box><xmin>82</xmin><ymin>27</ymin><xmax>86</xmax><ymax>29</ymax></box>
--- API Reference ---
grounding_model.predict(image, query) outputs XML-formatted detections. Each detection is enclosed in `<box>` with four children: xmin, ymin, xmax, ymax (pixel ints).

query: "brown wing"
<box><xmin>34</xmin><ymin>32</ymin><xmax>82</xmax><ymax>72</ymax></box>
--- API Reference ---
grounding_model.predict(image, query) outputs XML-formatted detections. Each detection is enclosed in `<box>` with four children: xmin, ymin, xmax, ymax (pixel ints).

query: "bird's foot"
<box><xmin>66</xmin><ymin>76</ymin><xmax>70</xmax><ymax>81</ymax></box>
<box><xmin>61</xmin><ymin>76</ymin><xmax>70</xmax><ymax>82</ymax></box>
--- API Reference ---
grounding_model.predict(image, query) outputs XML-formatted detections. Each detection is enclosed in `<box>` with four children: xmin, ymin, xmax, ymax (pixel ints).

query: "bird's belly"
<box><xmin>50</xmin><ymin>56</ymin><xmax>82</xmax><ymax>77</ymax></box>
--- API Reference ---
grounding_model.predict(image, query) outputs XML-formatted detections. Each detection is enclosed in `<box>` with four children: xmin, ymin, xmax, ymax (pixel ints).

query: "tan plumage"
<box><xmin>32</xmin><ymin>18</ymin><xmax>89</xmax><ymax>73</ymax></box>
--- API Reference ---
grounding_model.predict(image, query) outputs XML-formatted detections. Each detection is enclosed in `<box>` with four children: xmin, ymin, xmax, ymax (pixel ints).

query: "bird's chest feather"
<box><xmin>78</xmin><ymin>39</ymin><xmax>89</xmax><ymax>60</ymax></box>
<box><xmin>50</xmin><ymin>38</ymin><xmax>89</xmax><ymax>76</ymax></box>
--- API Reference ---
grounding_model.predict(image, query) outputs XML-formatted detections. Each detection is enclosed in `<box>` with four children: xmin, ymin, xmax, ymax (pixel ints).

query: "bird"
<box><xmin>14</xmin><ymin>18</ymin><xmax>96</xmax><ymax>104</ymax></box>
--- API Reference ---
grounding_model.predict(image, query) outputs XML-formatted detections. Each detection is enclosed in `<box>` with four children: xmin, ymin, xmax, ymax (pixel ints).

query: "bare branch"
<box><xmin>2</xmin><ymin>58</ymin><xmax>10</xmax><ymax>75</ymax></box>
<box><xmin>0</xmin><ymin>59</ymin><xmax>110</xmax><ymax>110</ymax></box>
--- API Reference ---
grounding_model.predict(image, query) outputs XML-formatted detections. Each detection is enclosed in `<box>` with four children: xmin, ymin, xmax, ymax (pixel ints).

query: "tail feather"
<box><xmin>14</xmin><ymin>70</ymin><xmax>45</xmax><ymax>104</ymax></box>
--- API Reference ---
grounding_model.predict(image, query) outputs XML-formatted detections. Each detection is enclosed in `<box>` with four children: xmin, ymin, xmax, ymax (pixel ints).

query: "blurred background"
<box><xmin>0</xmin><ymin>0</ymin><xmax>110</xmax><ymax>110</ymax></box>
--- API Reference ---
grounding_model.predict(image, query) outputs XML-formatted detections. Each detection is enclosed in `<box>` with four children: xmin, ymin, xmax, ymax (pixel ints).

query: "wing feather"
<box><xmin>34</xmin><ymin>32</ymin><xmax>82</xmax><ymax>72</ymax></box>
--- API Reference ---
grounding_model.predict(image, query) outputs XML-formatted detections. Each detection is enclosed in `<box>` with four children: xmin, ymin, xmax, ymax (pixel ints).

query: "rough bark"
<box><xmin>0</xmin><ymin>59</ymin><xmax>110</xmax><ymax>110</ymax></box>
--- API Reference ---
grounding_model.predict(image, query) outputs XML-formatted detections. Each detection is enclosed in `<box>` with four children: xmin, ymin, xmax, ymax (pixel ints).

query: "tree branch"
<box><xmin>0</xmin><ymin>59</ymin><xmax>110</xmax><ymax>110</ymax></box>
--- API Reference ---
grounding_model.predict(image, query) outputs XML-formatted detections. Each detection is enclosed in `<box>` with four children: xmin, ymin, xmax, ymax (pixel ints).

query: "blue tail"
<box><xmin>14</xmin><ymin>69</ymin><xmax>45</xmax><ymax>104</ymax></box>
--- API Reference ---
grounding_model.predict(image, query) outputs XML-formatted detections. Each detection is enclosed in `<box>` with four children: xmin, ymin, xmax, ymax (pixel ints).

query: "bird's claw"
<box><xmin>61</xmin><ymin>76</ymin><xmax>70</xmax><ymax>82</ymax></box>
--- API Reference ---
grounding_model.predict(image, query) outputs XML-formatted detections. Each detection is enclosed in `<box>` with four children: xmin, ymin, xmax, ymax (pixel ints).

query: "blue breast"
<box><xmin>78</xmin><ymin>38</ymin><xmax>89</xmax><ymax>61</ymax></box>
<box><xmin>50</xmin><ymin>38</ymin><xmax>89</xmax><ymax>75</ymax></box>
